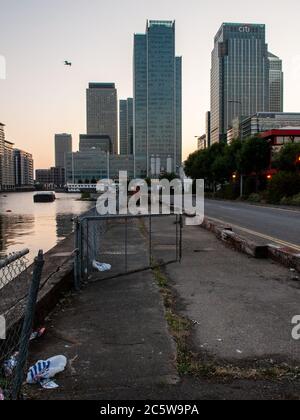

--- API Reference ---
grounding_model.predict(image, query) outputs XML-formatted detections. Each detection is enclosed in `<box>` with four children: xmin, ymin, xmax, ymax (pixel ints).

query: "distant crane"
<box><xmin>64</xmin><ymin>61</ymin><xmax>72</xmax><ymax>67</ymax></box>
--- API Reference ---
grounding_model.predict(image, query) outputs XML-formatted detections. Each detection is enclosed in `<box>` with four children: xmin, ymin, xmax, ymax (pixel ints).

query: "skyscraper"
<box><xmin>55</xmin><ymin>133</ymin><xmax>72</xmax><ymax>169</ymax></box>
<box><xmin>14</xmin><ymin>149</ymin><xmax>34</xmax><ymax>187</ymax></box>
<box><xmin>134</xmin><ymin>20</ymin><xmax>182</xmax><ymax>177</ymax></box>
<box><xmin>0</xmin><ymin>123</ymin><xmax>5</xmax><ymax>189</ymax></box>
<box><xmin>205</xmin><ymin>111</ymin><xmax>211</xmax><ymax>147</ymax></box>
<box><xmin>86</xmin><ymin>83</ymin><xmax>118</xmax><ymax>154</ymax></box>
<box><xmin>268</xmin><ymin>52</ymin><xmax>284</xmax><ymax>112</ymax></box>
<box><xmin>119</xmin><ymin>98</ymin><xmax>134</xmax><ymax>155</ymax></box>
<box><xmin>210</xmin><ymin>23</ymin><xmax>270</xmax><ymax>144</ymax></box>
<box><xmin>0</xmin><ymin>123</ymin><xmax>15</xmax><ymax>191</ymax></box>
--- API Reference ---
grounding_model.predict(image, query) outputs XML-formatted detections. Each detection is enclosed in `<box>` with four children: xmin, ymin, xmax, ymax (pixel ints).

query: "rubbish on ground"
<box><xmin>192</xmin><ymin>320</ymin><xmax>200</xmax><ymax>325</ymax></box>
<box><xmin>185</xmin><ymin>215</ymin><xmax>202</xmax><ymax>226</ymax></box>
<box><xmin>290</xmin><ymin>269</ymin><xmax>299</xmax><ymax>281</ymax></box>
<box><xmin>92</xmin><ymin>260</ymin><xmax>112</xmax><ymax>272</ymax></box>
<box><xmin>3</xmin><ymin>352</ymin><xmax>19</xmax><ymax>377</ymax></box>
<box><xmin>217</xmin><ymin>339</ymin><xmax>223</xmax><ymax>342</ymax></box>
<box><xmin>40</xmin><ymin>379</ymin><xmax>59</xmax><ymax>390</ymax></box>
<box><xmin>69</xmin><ymin>354</ymin><xmax>79</xmax><ymax>375</ymax></box>
<box><xmin>236</xmin><ymin>350</ymin><xmax>243</xmax><ymax>354</ymax></box>
<box><xmin>30</xmin><ymin>327</ymin><xmax>46</xmax><ymax>341</ymax></box>
<box><xmin>0</xmin><ymin>388</ymin><xmax>4</xmax><ymax>400</ymax></box>
<box><xmin>27</xmin><ymin>355</ymin><xmax>67</xmax><ymax>386</ymax></box>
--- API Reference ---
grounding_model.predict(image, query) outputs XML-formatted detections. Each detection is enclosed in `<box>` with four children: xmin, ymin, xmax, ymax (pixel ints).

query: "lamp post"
<box><xmin>228</xmin><ymin>100</ymin><xmax>244</xmax><ymax>197</ymax></box>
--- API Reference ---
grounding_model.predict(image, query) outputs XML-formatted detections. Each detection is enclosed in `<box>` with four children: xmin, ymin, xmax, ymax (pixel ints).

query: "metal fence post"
<box><xmin>125</xmin><ymin>217</ymin><xmax>128</xmax><ymax>273</ymax></box>
<box><xmin>149</xmin><ymin>215</ymin><xmax>152</xmax><ymax>267</ymax></box>
<box><xmin>179</xmin><ymin>215</ymin><xmax>183</xmax><ymax>262</ymax></box>
<box><xmin>74</xmin><ymin>218</ymin><xmax>81</xmax><ymax>291</ymax></box>
<box><xmin>12</xmin><ymin>250</ymin><xmax>44</xmax><ymax>400</ymax></box>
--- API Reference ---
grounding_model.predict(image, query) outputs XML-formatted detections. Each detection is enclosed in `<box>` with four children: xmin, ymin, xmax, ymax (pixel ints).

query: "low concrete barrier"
<box><xmin>200</xmin><ymin>218</ymin><xmax>268</xmax><ymax>259</ymax></box>
<box><xmin>268</xmin><ymin>245</ymin><xmax>300</xmax><ymax>272</ymax></box>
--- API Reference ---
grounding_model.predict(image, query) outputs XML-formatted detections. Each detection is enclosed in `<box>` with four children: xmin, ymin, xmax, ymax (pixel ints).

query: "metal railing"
<box><xmin>0</xmin><ymin>249</ymin><xmax>44</xmax><ymax>400</ymax></box>
<box><xmin>74</xmin><ymin>213</ymin><xmax>183</xmax><ymax>289</ymax></box>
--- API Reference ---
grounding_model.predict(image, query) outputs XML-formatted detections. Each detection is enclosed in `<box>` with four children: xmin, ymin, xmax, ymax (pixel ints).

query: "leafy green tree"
<box><xmin>268</xmin><ymin>171</ymin><xmax>300</xmax><ymax>203</ymax></box>
<box><xmin>237</xmin><ymin>136</ymin><xmax>270</xmax><ymax>175</ymax></box>
<box><xmin>273</xmin><ymin>143</ymin><xmax>300</xmax><ymax>172</ymax></box>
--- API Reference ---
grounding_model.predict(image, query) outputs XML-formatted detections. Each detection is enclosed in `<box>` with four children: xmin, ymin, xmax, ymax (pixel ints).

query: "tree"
<box><xmin>268</xmin><ymin>171</ymin><xmax>300</xmax><ymax>203</ymax></box>
<box><xmin>273</xmin><ymin>143</ymin><xmax>300</xmax><ymax>172</ymax></box>
<box><xmin>237</xmin><ymin>136</ymin><xmax>270</xmax><ymax>175</ymax></box>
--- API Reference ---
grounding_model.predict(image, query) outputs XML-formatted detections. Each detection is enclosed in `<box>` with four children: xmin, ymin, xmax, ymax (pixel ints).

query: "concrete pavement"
<box><xmin>27</xmin><ymin>216</ymin><xmax>300</xmax><ymax>400</ymax></box>
<box><xmin>165</xmin><ymin>222</ymin><xmax>300</xmax><ymax>365</ymax></box>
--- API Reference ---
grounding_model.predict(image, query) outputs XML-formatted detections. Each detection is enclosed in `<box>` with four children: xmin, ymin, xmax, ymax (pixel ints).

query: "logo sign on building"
<box><xmin>0</xmin><ymin>55</ymin><xmax>6</xmax><ymax>80</ymax></box>
<box><xmin>0</xmin><ymin>315</ymin><xmax>6</xmax><ymax>340</ymax></box>
<box><xmin>239</xmin><ymin>26</ymin><xmax>251</xmax><ymax>33</ymax></box>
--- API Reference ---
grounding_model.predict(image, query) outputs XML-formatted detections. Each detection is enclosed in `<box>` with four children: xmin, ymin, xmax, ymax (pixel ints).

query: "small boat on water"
<box><xmin>33</xmin><ymin>192</ymin><xmax>56</xmax><ymax>203</ymax></box>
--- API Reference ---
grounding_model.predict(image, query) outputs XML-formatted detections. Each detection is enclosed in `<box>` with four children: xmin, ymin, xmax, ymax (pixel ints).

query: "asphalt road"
<box><xmin>204</xmin><ymin>199</ymin><xmax>300</xmax><ymax>251</ymax></box>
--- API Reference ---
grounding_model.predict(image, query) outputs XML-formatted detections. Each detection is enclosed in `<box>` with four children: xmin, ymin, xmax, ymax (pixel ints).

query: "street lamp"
<box><xmin>228</xmin><ymin>100</ymin><xmax>244</xmax><ymax>197</ymax></box>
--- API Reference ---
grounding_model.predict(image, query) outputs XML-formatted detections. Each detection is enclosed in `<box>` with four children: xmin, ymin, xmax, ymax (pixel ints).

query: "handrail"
<box><xmin>0</xmin><ymin>249</ymin><xmax>30</xmax><ymax>269</ymax></box>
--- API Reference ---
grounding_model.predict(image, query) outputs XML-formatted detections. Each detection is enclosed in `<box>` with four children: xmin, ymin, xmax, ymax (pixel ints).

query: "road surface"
<box><xmin>204</xmin><ymin>199</ymin><xmax>300</xmax><ymax>251</ymax></box>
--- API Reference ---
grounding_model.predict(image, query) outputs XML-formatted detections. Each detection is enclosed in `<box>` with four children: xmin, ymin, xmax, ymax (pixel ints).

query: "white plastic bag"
<box><xmin>92</xmin><ymin>260</ymin><xmax>112</xmax><ymax>272</ymax></box>
<box><xmin>27</xmin><ymin>355</ymin><xmax>67</xmax><ymax>385</ymax></box>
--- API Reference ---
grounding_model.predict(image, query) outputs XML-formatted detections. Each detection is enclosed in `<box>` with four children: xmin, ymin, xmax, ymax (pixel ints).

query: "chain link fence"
<box><xmin>0</xmin><ymin>249</ymin><xmax>44</xmax><ymax>400</ymax></box>
<box><xmin>74</xmin><ymin>213</ymin><xmax>182</xmax><ymax>289</ymax></box>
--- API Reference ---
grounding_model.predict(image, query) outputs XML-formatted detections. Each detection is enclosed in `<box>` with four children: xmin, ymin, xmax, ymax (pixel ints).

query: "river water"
<box><xmin>0</xmin><ymin>192</ymin><xmax>93</xmax><ymax>263</ymax></box>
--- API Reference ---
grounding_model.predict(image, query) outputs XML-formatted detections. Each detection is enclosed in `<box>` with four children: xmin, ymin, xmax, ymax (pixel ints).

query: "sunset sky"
<box><xmin>0</xmin><ymin>0</ymin><xmax>300</xmax><ymax>169</ymax></box>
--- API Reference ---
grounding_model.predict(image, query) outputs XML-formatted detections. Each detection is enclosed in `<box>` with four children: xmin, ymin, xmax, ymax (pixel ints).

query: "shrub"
<box><xmin>290</xmin><ymin>193</ymin><xmax>300</xmax><ymax>206</ymax></box>
<box><xmin>281</xmin><ymin>193</ymin><xmax>300</xmax><ymax>206</ymax></box>
<box><xmin>267</xmin><ymin>172</ymin><xmax>300</xmax><ymax>204</ymax></box>
<box><xmin>214</xmin><ymin>183</ymin><xmax>240</xmax><ymax>200</ymax></box>
<box><xmin>248</xmin><ymin>193</ymin><xmax>261</xmax><ymax>203</ymax></box>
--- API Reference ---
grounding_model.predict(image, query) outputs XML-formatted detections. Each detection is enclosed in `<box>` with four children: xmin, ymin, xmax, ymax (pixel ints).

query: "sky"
<box><xmin>0</xmin><ymin>0</ymin><xmax>300</xmax><ymax>169</ymax></box>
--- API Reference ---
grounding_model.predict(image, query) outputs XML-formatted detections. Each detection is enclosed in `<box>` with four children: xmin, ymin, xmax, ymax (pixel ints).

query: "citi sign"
<box><xmin>239</xmin><ymin>26</ymin><xmax>251</xmax><ymax>33</ymax></box>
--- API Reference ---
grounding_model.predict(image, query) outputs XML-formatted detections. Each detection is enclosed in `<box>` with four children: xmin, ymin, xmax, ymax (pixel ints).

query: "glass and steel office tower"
<box><xmin>205</xmin><ymin>111</ymin><xmax>211</xmax><ymax>147</ymax></box>
<box><xmin>55</xmin><ymin>134</ymin><xmax>72</xmax><ymax>168</ymax></box>
<box><xmin>268</xmin><ymin>52</ymin><xmax>283</xmax><ymax>112</ymax></box>
<box><xmin>119</xmin><ymin>98</ymin><xmax>134</xmax><ymax>155</ymax></box>
<box><xmin>210</xmin><ymin>23</ymin><xmax>270</xmax><ymax>144</ymax></box>
<box><xmin>86</xmin><ymin>83</ymin><xmax>118</xmax><ymax>154</ymax></box>
<box><xmin>134</xmin><ymin>20</ymin><xmax>182</xmax><ymax>177</ymax></box>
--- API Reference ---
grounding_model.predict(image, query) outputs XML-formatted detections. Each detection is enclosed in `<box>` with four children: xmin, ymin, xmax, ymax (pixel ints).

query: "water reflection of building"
<box><xmin>56</xmin><ymin>213</ymin><xmax>74</xmax><ymax>240</ymax></box>
<box><xmin>0</xmin><ymin>213</ymin><xmax>35</xmax><ymax>257</ymax></box>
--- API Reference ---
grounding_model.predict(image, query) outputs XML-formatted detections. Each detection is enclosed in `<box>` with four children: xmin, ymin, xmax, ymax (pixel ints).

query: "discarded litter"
<box><xmin>290</xmin><ymin>269</ymin><xmax>300</xmax><ymax>281</ymax></box>
<box><xmin>27</xmin><ymin>355</ymin><xmax>67</xmax><ymax>387</ymax></box>
<box><xmin>236</xmin><ymin>350</ymin><xmax>243</xmax><ymax>354</ymax></box>
<box><xmin>92</xmin><ymin>260</ymin><xmax>112</xmax><ymax>272</ymax></box>
<box><xmin>30</xmin><ymin>327</ymin><xmax>46</xmax><ymax>341</ymax></box>
<box><xmin>3</xmin><ymin>352</ymin><xmax>19</xmax><ymax>377</ymax></box>
<box><xmin>40</xmin><ymin>379</ymin><xmax>59</xmax><ymax>390</ymax></box>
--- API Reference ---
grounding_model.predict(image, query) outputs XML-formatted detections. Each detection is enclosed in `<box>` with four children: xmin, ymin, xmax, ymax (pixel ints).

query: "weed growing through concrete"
<box><xmin>152</xmin><ymin>265</ymin><xmax>300</xmax><ymax>381</ymax></box>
